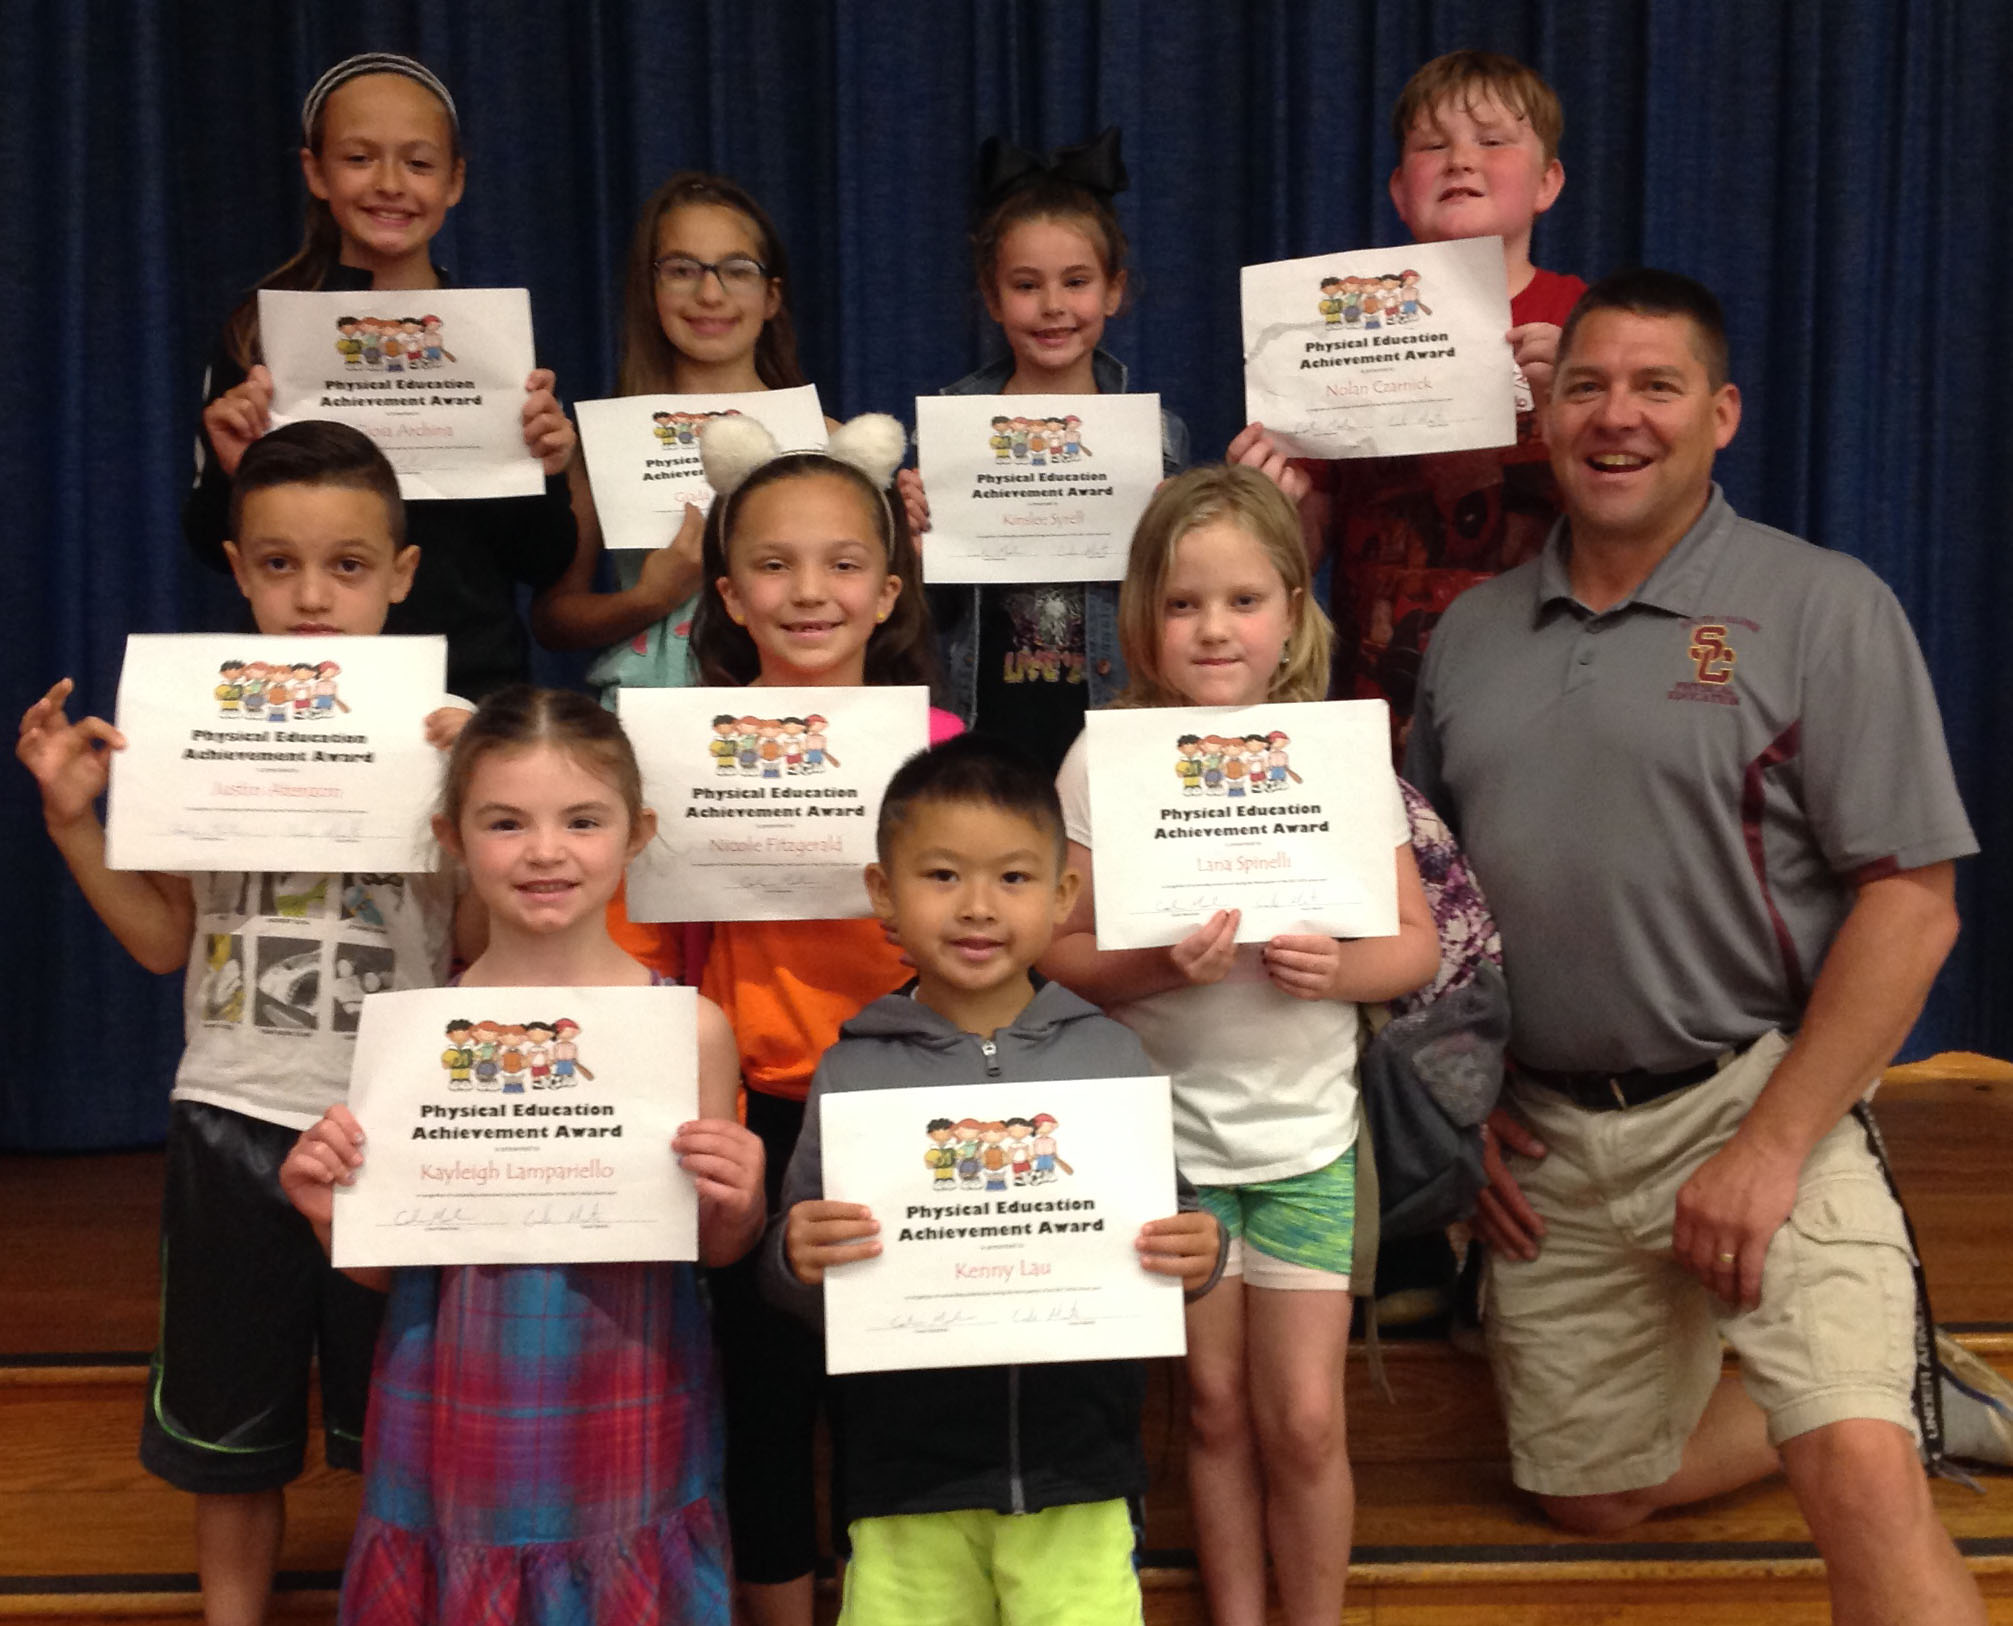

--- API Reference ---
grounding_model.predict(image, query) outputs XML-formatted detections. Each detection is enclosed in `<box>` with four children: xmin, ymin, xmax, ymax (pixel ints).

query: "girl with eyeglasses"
<box><xmin>532</xmin><ymin>172</ymin><xmax>832</xmax><ymax>702</ymax></box>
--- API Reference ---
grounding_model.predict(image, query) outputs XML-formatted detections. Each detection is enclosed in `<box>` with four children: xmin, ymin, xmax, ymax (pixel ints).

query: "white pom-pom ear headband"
<box><xmin>697</xmin><ymin>414</ymin><xmax>782</xmax><ymax>500</ymax></box>
<box><xmin>700</xmin><ymin>412</ymin><xmax>908</xmax><ymax>500</ymax></box>
<box><xmin>824</xmin><ymin>413</ymin><xmax>907</xmax><ymax>489</ymax></box>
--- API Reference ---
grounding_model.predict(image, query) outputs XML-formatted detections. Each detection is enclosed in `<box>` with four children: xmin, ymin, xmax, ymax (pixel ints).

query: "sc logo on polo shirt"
<box><xmin>1688</xmin><ymin>623</ymin><xmax>1738</xmax><ymax>684</ymax></box>
<box><xmin>1666</xmin><ymin>619</ymin><xmax>1748</xmax><ymax>708</ymax></box>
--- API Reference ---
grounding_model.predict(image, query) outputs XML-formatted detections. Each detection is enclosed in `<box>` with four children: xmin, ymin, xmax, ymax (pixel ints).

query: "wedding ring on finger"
<box><xmin>1715</xmin><ymin>1251</ymin><xmax>1737</xmax><ymax>1266</ymax></box>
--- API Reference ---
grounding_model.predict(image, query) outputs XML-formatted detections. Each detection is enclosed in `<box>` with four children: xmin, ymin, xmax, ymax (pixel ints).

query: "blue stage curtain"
<box><xmin>4</xmin><ymin>0</ymin><xmax>2006</xmax><ymax>1147</ymax></box>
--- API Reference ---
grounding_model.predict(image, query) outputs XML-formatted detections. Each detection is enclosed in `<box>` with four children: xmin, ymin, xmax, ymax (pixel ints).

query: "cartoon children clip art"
<box><xmin>803</xmin><ymin>715</ymin><xmax>837</xmax><ymax>770</ymax></box>
<box><xmin>1031</xmin><ymin>1113</ymin><xmax>1072</xmax><ymax>1181</ymax></box>
<box><xmin>1319</xmin><ymin>276</ymin><xmax>1345</xmax><ymax>324</ymax></box>
<box><xmin>711</xmin><ymin>714</ymin><xmax>740</xmax><ymax>775</ymax></box>
<box><xmin>420</xmin><ymin>315</ymin><xmax>454</xmax><ymax>365</ymax></box>
<box><xmin>551</xmin><ymin>1018</ymin><xmax>593</xmax><ymax>1082</ymax></box>
<box><xmin>926</xmin><ymin>1119</ymin><xmax>959</xmax><ymax>1190</ymax></box>
<box><xmin>979</xmin><ymin>1122</ymin><xmax>1010</xmax><ymax>1192</ymax></box>
<box><xmin>955</xmin><ymin>1119</ymin><xmax>984</xmax><ymax>1189</ymax></box>
<box><xmin>1265</xmin><ymin>730</ymin><xmax>1303</xmax><ymax>789</ymax></box>
<box><xmin>497</xmin><ymin>1026</ymin><xmax>528</xmax><ymax>1095</ymax></box>
<box><xmin>524</xmin><ymin>1019</ymin><xmax>556</xmax><ymax>1089</ymax></box>
<box><xmin>472</xmin><ymin>1020</ymin><xmax>502</xmax><ymax>1091</ymax></box>
<box><xmin>442</xmin><ymin>1019</ymin><xmax>475</xmax><ymax>1090</ymax></box>
<box><xmin>312</xmin><ymin>661</ymin><xmax>348</xmax><ymax>717</ymax></box>
<box><xmin>1005</xmin><ymin>1116</ymin><xmax>1035</xmax><ymax>1186</ymax></box>
<box><xmin>216</xmin><ymin>660</ymin><xmax>246</xmax><ymax>718</ymax></box>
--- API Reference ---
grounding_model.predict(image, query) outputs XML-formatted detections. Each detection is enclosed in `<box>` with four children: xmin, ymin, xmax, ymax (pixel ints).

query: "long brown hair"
<box><xmin>221</xmin><ymin>71</ymin><xmax>463</xmax><ymax>372</ymax></box>
<box><xmin>688</xmin><ymin>456</ymin><xmax>936</xmax><ymax>692</ymax></box>
<box><xmin>617</xmin><ymin>172</ymin><xmax>807</xmax><ymax>396</ymax></box>
<box><xmin>1111</xmin><ymin>465</ymin><xmax>1332</xmax><ymax>709</ymax></box>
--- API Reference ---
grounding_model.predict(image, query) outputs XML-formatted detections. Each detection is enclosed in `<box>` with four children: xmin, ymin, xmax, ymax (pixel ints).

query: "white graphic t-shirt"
<box><xmin>175</xmin><ymin>870</ymin><xmax>456</xmax><ymax>1129</ymax></box>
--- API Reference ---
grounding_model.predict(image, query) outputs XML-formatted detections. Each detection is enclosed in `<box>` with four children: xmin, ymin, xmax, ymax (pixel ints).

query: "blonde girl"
<box><xmin>1042</xmin><ymin>465</ymin><xmax>1439</xmax><ymax>1626</ymax></box>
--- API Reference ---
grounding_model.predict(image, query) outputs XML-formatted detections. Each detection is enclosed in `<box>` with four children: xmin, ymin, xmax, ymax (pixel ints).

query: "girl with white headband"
<box><xmin>180</xmin><ymin>52</ymin><xmax>578</xmax><ymax>701</ymax></box>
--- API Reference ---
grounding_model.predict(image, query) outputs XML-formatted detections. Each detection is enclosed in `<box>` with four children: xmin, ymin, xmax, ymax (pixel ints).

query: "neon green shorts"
<box><xmin>1197</xmin><ymin>1143</ymin><xmax>1355</xmax><ymax>1288</ymax></box>
<box><xmin>839</xmin><ymin>1497</ymin><xmax>1141</xmax><ymax>1626</ymax></box>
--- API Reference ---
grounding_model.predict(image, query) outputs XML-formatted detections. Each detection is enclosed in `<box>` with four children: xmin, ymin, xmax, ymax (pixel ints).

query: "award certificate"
<box><xmin>1081</xmin><ymin>699</ymin><xmax>1401</xmax><ymax>947</ymax></box>
<box><xmin>619</xmin><ymin>685</ymin><xmax>928</xmax><ymax>922</ymax></box>
<box><xmin>915</xmin><ymin>394</ymin><xmax>1163</xmax><ymax>583</ymax></box>
<box><xmin>1242</xmin><ymin>236</ymin><xmax>1515</xmax><ymax>459</ymax></box>
<box><xmin>576</xmin><ymin>385</ymin><xmax>828</xmax><ymax>549</ymax></box>
<box><xmin>260</xmin><ymin>287</ymin><xmax>543</xmax><ymax>499</ymax></box>
<box><xmin>819</xmin><ymin>1075</ymin><xmax>1185</xmax><ymax>1375</ymax></box>
<box><xmin>105</xmin><ymin>633</ymin><xmax>446</xmax><ymax>873</ymax></box>
<box><xmin>333</xmin><ymin>985</ymin><xmax>700</xmax><ymax>1268</ymax></box>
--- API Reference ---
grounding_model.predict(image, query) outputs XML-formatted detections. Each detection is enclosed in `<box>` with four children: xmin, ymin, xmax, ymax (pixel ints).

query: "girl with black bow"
<box><xmin>898</xmin><ymin>128</ymin><xmax>1189</xmax><ymax>776</ymax></box>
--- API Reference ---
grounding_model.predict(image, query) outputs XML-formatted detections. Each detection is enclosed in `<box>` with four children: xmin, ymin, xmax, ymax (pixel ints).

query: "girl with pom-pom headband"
<box><xmin>687</xmin><ymin>413</ymin><xmax>938</xmax><ymax>691</ymax></box>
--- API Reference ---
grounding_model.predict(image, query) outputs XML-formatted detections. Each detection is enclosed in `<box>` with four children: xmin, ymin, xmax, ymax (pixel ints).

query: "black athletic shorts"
<box><xmin>137</xmin><ymin>1100</ymin><xmax>384</xmax><ymax>1494</ymax></box>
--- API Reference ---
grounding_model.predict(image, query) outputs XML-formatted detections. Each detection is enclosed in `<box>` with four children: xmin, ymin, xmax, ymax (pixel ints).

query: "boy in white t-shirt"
<box><xmin>16</xmin><ymin>422</ymin><xmax>464</xmax><ymax>1625</ymax></box>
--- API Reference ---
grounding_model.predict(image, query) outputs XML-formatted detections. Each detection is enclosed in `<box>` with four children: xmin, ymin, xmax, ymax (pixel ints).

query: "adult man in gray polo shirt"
<box><xmin>1407</xmin><ymin>268</ymin><xmax>1983</xmax><ymax>1625</ymax></box>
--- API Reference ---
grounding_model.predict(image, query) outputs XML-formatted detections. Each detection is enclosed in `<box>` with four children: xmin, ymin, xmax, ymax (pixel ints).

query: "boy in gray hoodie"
<box><xmin>763</xmin><ymin>734</ymin><xmax>1222</xmax><ymax>1625</ymax></box>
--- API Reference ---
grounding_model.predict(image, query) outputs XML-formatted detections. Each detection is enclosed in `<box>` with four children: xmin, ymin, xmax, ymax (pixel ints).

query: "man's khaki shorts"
<box><xmin>1484</xmin><ymin>1031</ymin><xmax>1920</xmax><ymax>1497</ymax></box>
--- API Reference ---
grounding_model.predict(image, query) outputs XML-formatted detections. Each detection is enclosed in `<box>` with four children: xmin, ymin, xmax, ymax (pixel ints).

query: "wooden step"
<box><xmin>4</xmin><ymin>1063</ymin><xmax>2007</xmax><ymax>1356</ymax></box>
<box><xmin>3</xmin><ymin>1059</ymin><xmax>2008</xmax><ymax>1617</ymax></box>
<box><xmin>7</xmin><ymin>1340</ymin><xmax>2012</xmax><ymax>1611</ymax></box>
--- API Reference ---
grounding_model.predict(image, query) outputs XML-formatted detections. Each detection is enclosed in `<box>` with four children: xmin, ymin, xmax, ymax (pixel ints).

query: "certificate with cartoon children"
<box><xmin>575</xmin><ymin>385</ymin><xmax>828</xmax><ymax>549</ymax></box>
<box><xmin>818</xmin><ymin>1075</ymin><xmax>1186</xmax><ymax>1374</ymax></box>
<box><xmin>617</xmin><ymin>684</ymin><xmax>930</xmax><ymax>922</ymax></box>
<box><xmin>105</xmin><ymin>633</ymin><xmax>447</xmax><ymax>873</ymax></box>
<box><xmin>914</xmin><ymin>394</ymin><xmax>1164</xmax><ymax>584</ymax></box>
<box><xmin>1082</xmin><ymin>699</ymin><xmax>1402</xmax><ymax>948</ymax></box>
<box><xmin>259</xmin><ymin>287</ymin><xmax>543</xmax><ymax>500</ymax></box>
<box><xmin>332</xmin><ymin>985</ymin><xmax>700</xmax><ymax>1268</ymax></box>
<box><xmin>1242</xmin><ymin>235</ymin><xmax>1515</xmax><ymax>459</ymax></box>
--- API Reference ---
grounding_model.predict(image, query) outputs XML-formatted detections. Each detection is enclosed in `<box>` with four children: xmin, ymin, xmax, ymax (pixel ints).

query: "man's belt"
<box><xmin>1513</xmin><ymin>1054</ymin><xmax>1725</xmax><ymax>1112</ymax></box>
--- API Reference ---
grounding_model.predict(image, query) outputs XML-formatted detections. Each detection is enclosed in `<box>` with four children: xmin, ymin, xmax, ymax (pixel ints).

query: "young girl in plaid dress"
<box><xmin>283</xmin><ymin>688</ymin><xmax>766</xmax><ymax>1625</ymax></box>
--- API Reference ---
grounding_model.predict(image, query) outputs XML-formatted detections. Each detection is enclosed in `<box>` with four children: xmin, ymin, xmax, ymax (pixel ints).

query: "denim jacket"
<box><xmin>931</xmin><ymin>349</ymin><xmax>1189</xmax><ymax>718</ymax></box>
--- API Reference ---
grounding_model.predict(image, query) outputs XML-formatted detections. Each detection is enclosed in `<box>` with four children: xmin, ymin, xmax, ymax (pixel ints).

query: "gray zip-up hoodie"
<box><xmin>760</xmin><ymin>978</ymin><xmax>1221</xmax><ymax>1521</ymax></box>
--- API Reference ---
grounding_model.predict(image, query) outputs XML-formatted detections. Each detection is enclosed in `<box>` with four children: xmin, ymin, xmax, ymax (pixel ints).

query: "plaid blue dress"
<box><xmin>340</xmin><ymin>973</ymin><xmax>729</xmax><ymax>1625</ymax></box>
<box><xmin>340</xmin><ymin>1257</ymin><xmax>729</xmax><ymax>1626</ymax></box>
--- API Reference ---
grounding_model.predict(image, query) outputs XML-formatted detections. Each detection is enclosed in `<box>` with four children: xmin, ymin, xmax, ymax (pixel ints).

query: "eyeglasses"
<box><xmin>652</xmin><ymin>254</ymin><xmax>771</xmax><ymax>293</ymax></box>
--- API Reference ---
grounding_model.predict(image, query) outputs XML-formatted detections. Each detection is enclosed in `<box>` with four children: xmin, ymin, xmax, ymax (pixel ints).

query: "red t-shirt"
<box><xmin>1303</xmin><ymin>267</ymin><xmax>1587</xmax><ymax>758</ymax></box>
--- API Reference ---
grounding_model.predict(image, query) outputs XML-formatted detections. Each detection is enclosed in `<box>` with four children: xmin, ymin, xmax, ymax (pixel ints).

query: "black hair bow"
<box><xmin>975</xmin><ymin>126</ymin><xmax>1128</xmax><ymax>207</ymax></box>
